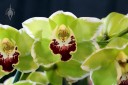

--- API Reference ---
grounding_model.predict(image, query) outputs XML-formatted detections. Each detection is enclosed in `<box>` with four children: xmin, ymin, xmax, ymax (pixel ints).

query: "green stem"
<box><xmin>20</xmin><ymin>72</ymin><xmax>30</xmax><ymax>80</ymax></box>
<box><xmin>73</xmin><ymin>77</ymin><xmax>88</xmax><ymax>85</ymax></box>
<box><xmin>13</xmin><ymin>70</ymin><xmax>22</xmax><ymax>83</ymax></box>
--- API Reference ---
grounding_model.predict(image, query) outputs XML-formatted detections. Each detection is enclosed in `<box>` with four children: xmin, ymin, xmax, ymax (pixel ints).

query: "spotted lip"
<box><xmin>0</xmin><ymin>49</ymin><xmax>20</xmax><ymax>72</ymax></box>
<box><xmin>119</xmin><ymin>79</ymin><xmax>128</xmax><ymax>85</ymax></box>
<box><xmin>50</xmin><ymin>36</ymin><xmax>76</xmax><ymax>61</ymax></box>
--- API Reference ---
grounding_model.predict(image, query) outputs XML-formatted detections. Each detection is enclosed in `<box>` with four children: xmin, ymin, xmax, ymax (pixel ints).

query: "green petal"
<box><xmin>32</xmin><ymin>40</ymin><xmax>60</xmax><ymax>67</ymax></box>
<box><xmin>102</xmin><ymin>12</ymin><xmax>128</xmax><ymax>38</ymax></box>
<box><xmin>17</xmin><ymin>29</ymin><xmax>34</xmax><ymax>55</ymax></box>
<box><xmin>70</xmin><ymin>17</ymin><xmax>102</xmax><ymax>42</ymax></box>
<box><xmin>4</xmin><ymin>77</ymin><xmax>14</xmax><ymax>85</ymax></box>
<box><xmin>15</xmin><ymin>54</ymin><xmax>38</xmax><ymax>72</ymax></box>
<box><xmin>27</xmin><ymin>72</ymin><xmax>49</xmax><ymax>85</ymax></box>
<box><xmin>81</xmin><ymin>48</ymin><xmax>119</xmax><ymax>71</ymax></box>
<box><xmin>0</xmin><ymin>66</ymin><xmax>9</xmax><ymax>78</ymax></box>
<box><xmin>14</xmin><ymin>80</ymin><xmax>36</xmax><ymax>85</ymax></box>
<box><xmin>72</xmin><ymin>41</ymin><xmax>96</xmax><ymax>62</ymax></box>
<box><xmin>49</xmin><ymin>11</ymin><xmax>76</xmax><ymax>26</ymax></box>
<box><xmin>22</xmin><ymin>17</ymin><xmax>52</xmax><ymax>40</ymax></box>
<box><xmin>46</xmin><ymin>69</ymin><xmax>62</xmax><ymax>85</ymax></box>
<box><xmin>0</xmin><ymin>25</ymin><xmax>19</xmax><ymax>40</ymax></box>
<box><xmin>15</xmin><ymin>29</ymin><xmax>38</xmax><ymax>72</ymax></box>
<box><xmin>107</xmin><ymin>37</ymin><xmax>128</xmax><ymax>49</ymax></box>
<box><xmin>56</xmin><ymin>60</ymin><xmax>88</xmax><ymax>80</ymax></box>
<box><xmin>91</xmin><ymin>62</ymin><xmax>117</xmax><ymax>85</ymax></box>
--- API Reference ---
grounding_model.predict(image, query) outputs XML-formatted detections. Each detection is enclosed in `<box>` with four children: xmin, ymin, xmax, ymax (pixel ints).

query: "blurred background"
<box><xmin>0</xmin><ymin>0</ymin><xmax>128</xmax><ymax>29</ymax></box>
<box><xmin>0</xmin><ymin>0</ymin><xmax>128</xmax><ymax>84</ymax></box>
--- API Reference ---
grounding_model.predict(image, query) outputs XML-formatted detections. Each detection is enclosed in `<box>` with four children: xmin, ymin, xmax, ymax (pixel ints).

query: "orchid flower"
<box><xmin>82</xmin><ymin>37</ymin><xmax>128</xmax><ymax>85</ymax></box>
<box><xmin>81</xmin><ymin>12</ymin><xmax>128</xmax><ymax>85</ymax></box>
<box><xmin>0</xmin><ymin>24</ymin><xmax>38</xmax><ymax>78</ymax></box>
<box><xmin>97</xmin><ymin>12</ymin><xmax>128</xmax><ymax>43</ymax></box>
<box><xmin>22</xmin><ymin>11</ymin><xmax>102</xmax><ymax>84</ymax></box>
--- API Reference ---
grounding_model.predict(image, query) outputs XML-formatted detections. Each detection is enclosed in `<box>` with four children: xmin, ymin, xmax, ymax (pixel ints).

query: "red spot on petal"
<box><xmin>119</xmin><ymin>79</ymin><xmax>128</xmax><ymax>85</ymax></box>
<box><xmin>0</xmin><ymin>51</ymin><xmax>20</xmax><ymax>72</ymax></box>
<box><xmin>0</xmin><ymin>53</ymin><xmax>3</xmax><ymax>58</ymax></box>
<box><xmin>50</xmin><ymin>36</ymin><xmax>76</xmax><ymax>61</ymax></box>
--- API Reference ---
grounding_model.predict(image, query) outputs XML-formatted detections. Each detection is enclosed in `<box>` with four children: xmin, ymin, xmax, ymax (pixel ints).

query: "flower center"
<box><xmin>0</xmin><ymin>38</ymin><xmax>20</xmax><ymax>72</ymax></box>
<box><xmin>116</xmin><ymin>51</ymin><xmax>128</xmax><ymax>85</ymax></box>
<box><xmin>2</xmin><ymin>38</ymin><xmax>15</xmax><ymax>55</ymax></box>
<box><xmin>50</xmin><ymin>25</ymin><xmax>76</xmax><ymax>61</ymax></box>
<box><xmin>119</xmin><ymin>73</ymin><xmax>128</xmax><ymax>85</ymax></box>
<box><xmin>57</xmin><ymin>24</ymin><xmax>70</xmax><ymax>42</ymax></box>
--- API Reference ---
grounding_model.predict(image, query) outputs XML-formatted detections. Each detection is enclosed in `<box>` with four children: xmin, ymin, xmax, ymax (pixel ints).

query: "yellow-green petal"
<box><xmin>0</xmin><ymin>66</ymin><xmax>9</xmax><ymax>78</ymax></box>
<box><xmin>32</xmin><ymin>40</ymin><xmax>60</xmax><ymax>67</ymax></box>
<box><xmin>22</xmin><ymin>17</ymin><xmax>52</xmax><ymax>40</ymax></box>
<box><xmin>46</xmin><ymin>69</ymin><xmax>62</xmax><ymax>85</ymax></box>
<box><xmin>91</xmin><ymin>62</ymin><xmax>117</xmax><ymax>85</ymax></box>
<box><xmin>56</xmin><ymin>60</ymin><xmax>88</xmax><ymax>80</ymax></box>
<box><xmin>107</xmin><ymin>37</ymin><xmax>128</xmax><ymax>49</ymax></box>
<box><xmin>70</xmin><ymin>17</ymin><xmax>102</xmax><ymax>42</ymax></box>
<box><xmin>15</xmin><ymin>29</ymin><xmax>38</xmax><ymax>72</ymax></box>
<box><xmin>72</xmin><ymin>41</ymin><xmax>96</xmax><ymax>62</ymax></box>
<box><xmin>81</xmin><ymin>48</ymin><xmax>119</xmax><ymax>71</ymax></box>
<box><xmin>49</xmin><ymin>11</ymin><xmax>76</xmax><ymax>26</ymax></box>
<box><xmin>0</xmin><ymin>25</ymin><xmax>19</xmax><ymax>41</ymax></box>
<box><xmin>102</xmin><ymin>12</ymin><xmax>128</xmax><ymax>38</ymax></box>
<box><xmin>14</xmin><ymin>80</ymin><xmax>36</xmax><ymax>85</ymax></box>
<box><xmin>26</xmin><ymin>72</ymin><xmax>49</xmax><ymax>85</ymax></box>
<box><xmin>4</xmin><ymin>77</ymin><xmax>14</xmax><ymax>85</ymax></box>
<box><xmin>15</xmin><ymin>54</ymin><xmax>38</xmax><ymax>72</ymax></box>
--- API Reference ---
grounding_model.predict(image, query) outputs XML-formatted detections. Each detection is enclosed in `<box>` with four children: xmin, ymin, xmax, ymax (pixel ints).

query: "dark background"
<box><xmin>0</xmin><ymin>0</ymin><xmax>128</xmax><ymax>29</ymax></box>
<box><xmin>0</xmin><ymin>0</ymin><xmax>128</xmax><ymax>84</ymax></box>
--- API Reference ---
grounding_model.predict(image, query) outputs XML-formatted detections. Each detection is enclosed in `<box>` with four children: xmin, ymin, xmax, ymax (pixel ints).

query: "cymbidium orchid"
<box><xmin>97</xmin><ymin>12</ymin><xmax>128</xmax><ymax>43</ymax></box>
<box><xmin>22</xmin><ymin>11</ymin><xmax>102</xmax><ymax>84</ymax></box>
<box><xmin>81</xmin><ymin>12</ymin><xmax>128</xmax><ymax>85</ymax></box>
<box><xmin>0</xmin><ymin>24</ymin><xmax>38</xmax><ymax>78</ymax></box>
<box><xmin>82</xmin><ymin>37</ymin><xmax>128</xmax><ymax>85</ymax></box>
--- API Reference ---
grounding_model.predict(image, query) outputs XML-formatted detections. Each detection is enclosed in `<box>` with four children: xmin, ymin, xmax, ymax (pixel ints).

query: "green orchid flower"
<box><xmin>22</xmin><ymin>11</ymin><xmax>102</xmax><ymax>84</ymax></box>
<box><xmin>0</xmin><ymin>24</ymin><xmax>38</xmax><ymax>78</ymax></box>
<box><xmin>82</xmin><ymin>37</ymin><xmax>128</xmax><ymax>85</ymax></box>
<box><xmin>98</xmin><ymin>12</ymin><xmax>128</xmax><ymax>42</ymax></box>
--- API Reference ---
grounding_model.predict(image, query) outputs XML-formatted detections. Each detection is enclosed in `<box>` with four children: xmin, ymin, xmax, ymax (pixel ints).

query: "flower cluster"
<box><xmin>0</xmin><ymin>11</ymin><xmax>128</xmax><ymax>85</ymax></box>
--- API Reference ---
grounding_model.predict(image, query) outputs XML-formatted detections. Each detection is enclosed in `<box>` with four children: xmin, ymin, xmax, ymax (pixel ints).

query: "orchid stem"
<box><xmin>20</xmin><ymin>72</ymin><xmax>30</xmax><ymax>80</ymax></box>
<box><xmin>13</xmin><ymin>70</ymin><xmax>22</xmax><ymax>83</ymax></box>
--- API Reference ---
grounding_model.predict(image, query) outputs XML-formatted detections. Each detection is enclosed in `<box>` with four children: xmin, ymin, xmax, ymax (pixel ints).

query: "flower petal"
<box><xmin>32</xmin><ymin>40</ymin><xmax>60</xmax><ymax>67</ymax></box>
<box><xmin>0</xmin><ymin>25</ymin><xmax>20</xmax><ymax>72</ymax></box>
<box><xmin>22</xmin><ymin>17</ymin><xmax>52</xmax><ymax>40</ymax></box>
<box><xmin>0</xmin><ymin>24</ymin><xmax>19</xmax><ymax>39</ymax></box>
<box><xmin>15</xmin><ymin>29</ymin><xmax>38</xmax><ymax>72</ymax></box>
<box><xmin>13</xmin><ymin>80</ymin><xmax>37</xmax><ymax>85</ymax></box>
<box><xmin>46</xmin><ymin>69</ymin><xmax>63</xmax><ymax>85</ymax></box>
<box><xmin>4</xmin><ymin>77</ymin><xmax>14</xmax><ymax>85</ymax></box>
<box><xmin>107</xmin><ymin>37</ymin><xmax>128</xmax><ymax>49</ymax></box>
<box><xmin>26</xmin><ymin>72</ymin><xmax>49</xmax><ymax>85</ymax></box>
<box><xmin>91</xmin><ymin>62</ymin><xmax>117</xmax><ymax>85</ymax></box>
<box><xmin>102</xmin><ymin>12</ymin><xmax>128</xmax><ymax>38</ymax></box>
<box><xmin>70</xmin><ymin>17</ymin><xmax>102</xmax><ymax>42</ymax></box>
<box><xmin>14</xmin><ymin>54</ymin><xmax>38</xmax><ymax>73</ymax></box>
<box><xmin>56</xmin><ymin>60</ymin><xmax>88</xmax><ymax>81</ymax></box>
<box><xmin>72</xmin><ymin>41</ymin><xmax>96</xmax><ymax>62</ymax></box>
<box><xmin>49</xmin><ymin>11</ymin><xmax>77</xmax><ymax>26</ymax></box>
<box><xmin>81</xmin><ymin>48</ymin><xmax>119</xmax><ymax>71</ymax></box>
<box><xmin>0</xmin><ymin>66</ymin><xmax>9</xmax><ymax>78</ymax></box>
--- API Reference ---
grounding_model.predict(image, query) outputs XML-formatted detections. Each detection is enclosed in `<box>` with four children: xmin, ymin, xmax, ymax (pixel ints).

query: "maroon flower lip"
<box><xmin>50</xmin><ymin>35</ymin><xmax>76</xmax><ymax>61</ymax></box>
<box><xmin>0</xmin><ymin>46</ymin><xmax>20</xmax><ymax>72</ymax></box>
<box><xmin>119</xmin><ymin>74</ymin><xmax>128</xmax><ymax>85</ymax></box>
